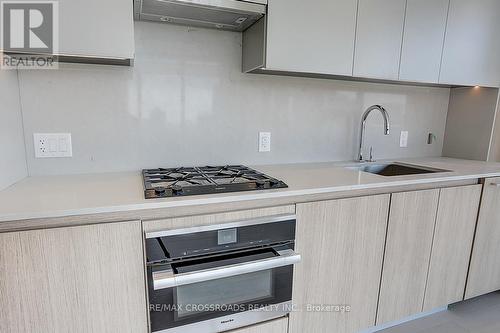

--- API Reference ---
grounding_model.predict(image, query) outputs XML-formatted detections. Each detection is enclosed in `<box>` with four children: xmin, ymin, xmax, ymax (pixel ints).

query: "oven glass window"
<box><xmin>175</xmin><ymin>269</ymin><xmax>273</xmax><ymax>319</ymax></box>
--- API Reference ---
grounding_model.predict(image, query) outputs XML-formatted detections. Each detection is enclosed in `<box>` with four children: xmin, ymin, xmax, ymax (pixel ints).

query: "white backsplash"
<box><xmin>442</xmin><ymin>87</ymin><xmax>499</xmax><ymax>161</ymax></box>
<box><xmin>0</xmin><ymin>71</ymin><xmax>28</xmax><ymax>189</ymax></box>
<box><xmin>17</xmin><ymin>21</ymin><xmax>450</xmax><ymax>176</ymax></box>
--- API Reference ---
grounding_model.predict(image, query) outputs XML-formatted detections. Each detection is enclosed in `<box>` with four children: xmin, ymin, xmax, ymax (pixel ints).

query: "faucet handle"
<box><xmin>369</xmin><ymin>146</ymin><xmax>374</xmax><ymax>162</ymax></box>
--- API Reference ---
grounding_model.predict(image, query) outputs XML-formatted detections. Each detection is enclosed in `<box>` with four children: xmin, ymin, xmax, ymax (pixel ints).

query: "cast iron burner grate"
<box><xmin>142</xmin><ymin>165</ymin><xmax>288</xmax><ymax>198</ymax></box>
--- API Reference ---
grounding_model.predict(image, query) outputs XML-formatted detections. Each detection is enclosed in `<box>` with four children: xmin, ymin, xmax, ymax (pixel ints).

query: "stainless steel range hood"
<box><xmin>134</xmin><ymin>0</ymin><xmax>267</xmax><ymax>32</ymax></box>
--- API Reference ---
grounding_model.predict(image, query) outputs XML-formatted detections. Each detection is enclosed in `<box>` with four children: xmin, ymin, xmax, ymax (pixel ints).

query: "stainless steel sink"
<box><xmin>346</xmin><ymin>162</ymin><xmax>450</xmax><ymax>177</ymax></box>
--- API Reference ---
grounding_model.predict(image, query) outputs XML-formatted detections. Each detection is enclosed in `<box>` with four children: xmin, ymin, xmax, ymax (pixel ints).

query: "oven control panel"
<box><xmin>145</xmin><ymin>215</ymin><xmax>296</xmax><ymax>263</ymax></box>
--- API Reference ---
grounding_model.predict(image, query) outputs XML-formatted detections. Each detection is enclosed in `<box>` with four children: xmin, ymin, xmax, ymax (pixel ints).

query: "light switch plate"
<box><xmin>259</xmin><ymin>132</ymin><xmax>271</xmax><ymax>152</ymax></box>
<box><xmin>400</xmin><ymin>131</ymin><xmax>409</xmax><ymax>148</ymax></box>
<box><xmin>34</xmin><ymin>133</ymin><xmax>72</xmax><ymax>158</ymax></box>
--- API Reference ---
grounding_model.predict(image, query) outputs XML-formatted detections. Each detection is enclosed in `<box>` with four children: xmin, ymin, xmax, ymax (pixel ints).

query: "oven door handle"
<box><xmin>152</xmin><ymin>249</ymin><xmax>301</xmax><ymax>290</ymax></box>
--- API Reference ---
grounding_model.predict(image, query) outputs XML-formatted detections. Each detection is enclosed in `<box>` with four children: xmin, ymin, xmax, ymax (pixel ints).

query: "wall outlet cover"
<box><xmin>259</xmin><ymin>132</ymin><xmax>271</xmax><ymax>152</ymax></box>
<box><xmin>34</xmin><ymin>133</ymin><xmax>73</xmax><ymax>158</ymax></box>
<box><xmin>400</xmin><ymin>131</ymin><xmax>409</xmax><ymax>148</ymax></box>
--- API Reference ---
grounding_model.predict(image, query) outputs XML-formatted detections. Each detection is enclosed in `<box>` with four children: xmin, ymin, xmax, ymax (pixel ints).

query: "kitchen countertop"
<box><xmin>1</xmin><ymin>157</ymin><xmax>500</xmax><ymax>227</ymax></box>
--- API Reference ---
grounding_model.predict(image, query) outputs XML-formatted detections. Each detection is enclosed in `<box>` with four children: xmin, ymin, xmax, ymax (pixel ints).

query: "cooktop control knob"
<box><xmin>154</xmin><ymin>187</ymin><xmax>166</xmax><ymax>195</ymax></box>
<box><xmin>171</xmin><ymin>185</ymin><xmax>183</xmax><ymax>195</ymax></box>
<box><xmin>255</xmin><ymin>179</ymin><xmax>266</xmax><ymax>188</ymax></box>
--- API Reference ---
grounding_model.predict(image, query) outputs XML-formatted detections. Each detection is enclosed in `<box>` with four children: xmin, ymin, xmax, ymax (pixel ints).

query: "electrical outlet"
<box><xmin>34</xmin><ymin>133</ymin><xmax>72</xmax><ymax>158</ymax></box>
<box><xmin>400</xmin><ymin>131</ymin><xmax>409</xmax><ymax>148</ymax></box>
<box><xmin>259</xmin><ymin>132</ymin><xmax>271</xmax><ymax>152</ymax></box>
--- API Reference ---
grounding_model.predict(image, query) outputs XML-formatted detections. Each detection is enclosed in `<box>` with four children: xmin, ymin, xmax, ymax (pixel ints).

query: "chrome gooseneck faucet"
<box><xmin>358</xmin><ymin>105</ymin><xmax>390</xmax><ymax>162</ymax></box>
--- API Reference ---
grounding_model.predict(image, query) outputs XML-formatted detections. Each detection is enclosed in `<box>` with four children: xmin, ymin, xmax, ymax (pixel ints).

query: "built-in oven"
<box><xmin>145</xmin><ymin>214</ymin><xmax>300</xmax><ymax>333</ymax></box>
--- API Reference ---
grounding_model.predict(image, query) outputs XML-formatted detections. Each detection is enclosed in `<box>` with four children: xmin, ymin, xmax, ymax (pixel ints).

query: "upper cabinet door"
<box><xmin>59</xmin><ymin>0</ymin><xmax>135</xmax><ymax>59</ymax></box>
<box><xmin>266</xmin><ymin>0</ymin><xmax>358</xmax><ymax>76</ymax></box>
<box><xmin>399</xmin><ymin>0</ymin><xmax>449</xmax><ymax>83</ymax></box>
<box><xmin>439</xmin><ymin>0</ymin><xmax>500</xmax><ymax>87</ymax></box>
<box><xmin>353</xmin><ymin>0</ymin><xmax>406</xmax><ymax>80</ymax></box>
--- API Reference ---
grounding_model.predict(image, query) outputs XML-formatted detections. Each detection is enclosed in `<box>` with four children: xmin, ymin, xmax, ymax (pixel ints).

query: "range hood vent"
<box><xmin>134</xmin><ymin>0</ymin><xmax>266</xmax><ymax>32</ymax></box>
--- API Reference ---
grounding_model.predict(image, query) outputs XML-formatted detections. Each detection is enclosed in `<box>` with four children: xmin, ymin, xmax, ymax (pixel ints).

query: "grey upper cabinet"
<box><xmin>243</xmin><ymin>0</ymin><xmax>500</xmax><ymax>87</ymax></box>
<box><xmin>265</xmin><ymin>0</ymin><xmax>358</xmax><ymax>76</ymax></box>
<box><xmin>439</xmin><ymin>0</ymin><xmax>500</xmax><ymax>87</ymax></box>
<box><xmin>59</xmin><ymin>0</ymin><xmax>135</xmax><ymax>60</ymax></box>
<box><xmin>399</xmin><ymin>0</ymin><xmax>449</xmax><ymax>83</ymax></box>
<box><xmin>353</xmin><ymin>0</ymin><xmax>406</xmax><ymax>80</ymax></box>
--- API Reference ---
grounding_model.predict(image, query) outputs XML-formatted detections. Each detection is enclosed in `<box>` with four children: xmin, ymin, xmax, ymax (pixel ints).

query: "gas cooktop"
<box><xmin>142</xmin><ymin>165</ymin><xmax>288</xmax><ymax>199</ymax></box>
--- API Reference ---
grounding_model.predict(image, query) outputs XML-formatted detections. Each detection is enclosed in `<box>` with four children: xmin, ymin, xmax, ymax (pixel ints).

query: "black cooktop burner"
<box><xmin>142</xmin><ymin>165</ymin><xmax>288</xmax><ymax>198</ymax></box>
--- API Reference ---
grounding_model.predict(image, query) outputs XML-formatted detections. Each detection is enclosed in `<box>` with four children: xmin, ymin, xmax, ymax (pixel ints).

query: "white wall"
<box><xmin>18</xmin><ymin>22</ymin><xmax>450</xmax><ymax>176</ymax></box>
<box><xmin>487</xmin><ymin>91</ymin><xmax>500</xmax><ymax>162</ymax></box>
<box><xmin>0</xmin><ymin>71</ymin><xmax>28</xmax><ymax>189</ymax></box>
<box><xmin>442</xmin><ymin>87</ymin><xmax>499</xmax><ymax>161</ymax></box>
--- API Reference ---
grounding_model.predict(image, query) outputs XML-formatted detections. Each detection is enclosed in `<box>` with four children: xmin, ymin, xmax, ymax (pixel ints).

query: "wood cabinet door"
<box><xmin>466</xmin><ymin>178</ymin><xmax>500</xmax><ymax>299</ymax></box>
<box><xmin>439</xmin><ymin>0</ymin><xmax>500</xmax><ymax>87</ymax></box>
<box><xmin>353</xmin><ymin>0</ymin><xmax>407</xmax><ymax>80</ymax></box>
<box><xmin>399</xmin><ymin>0</ymin><xmax>449</xmax><ymax>83</ymax></box>
<box><xmin>377</xmin><ymin>189</ymin><xmax>440</xmax><ymax>325</ymax></box>
<box><xmin>423</xmin><ymin>185</ymin><xmax>482</xmax><ymax>311</ymax></box>
<box><xmin>289</xmin><ymin>194</ymin><xmax>390</xmax><ymax>333</ymax></box>
<box><xmin>0</xmin><ymin>221</ymin><xmax>147</xmax><ymax>333</ymax></box>
<box><xmin>266</xmin><ymin>0</ymin><xmax>358</xmax><ymax>76</ymax></box>
<box><xmin>229</xmin><ymin>317</ymin><xmax>288</xmax><ymax>333</ymax></box>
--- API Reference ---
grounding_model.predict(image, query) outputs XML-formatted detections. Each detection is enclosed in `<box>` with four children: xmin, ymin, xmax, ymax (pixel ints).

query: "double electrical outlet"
<box><xmin>34</xmin><ymin>133</ymin><xmax>73</xmax><ymax>158</ymax></box>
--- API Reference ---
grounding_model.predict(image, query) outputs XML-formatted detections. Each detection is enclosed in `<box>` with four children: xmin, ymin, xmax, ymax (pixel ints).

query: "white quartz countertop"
<box><xmin>1</xmin><ymin>157</ymin><xmax>500</xmax><ymax>224</ymax></box>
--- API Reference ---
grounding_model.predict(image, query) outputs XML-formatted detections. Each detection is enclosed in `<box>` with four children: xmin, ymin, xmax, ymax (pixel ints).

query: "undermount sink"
<box><xmin>346</xmin><ymin>162</ymin><xmax>450</xmax><ymax>177</ymax></box>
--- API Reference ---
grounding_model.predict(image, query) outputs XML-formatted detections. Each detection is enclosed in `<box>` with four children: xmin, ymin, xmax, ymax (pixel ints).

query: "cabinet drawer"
<box><xmin>228</xmin><ymin>317</ymin><xmax>288</xmax><ymax>333</ymax></box>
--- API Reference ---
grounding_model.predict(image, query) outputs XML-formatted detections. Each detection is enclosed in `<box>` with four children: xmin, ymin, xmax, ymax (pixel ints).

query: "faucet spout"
<box><xmin>358</xmin><ymin>105</ymin><xmax>390</xmax><ymax>162</ymax></box>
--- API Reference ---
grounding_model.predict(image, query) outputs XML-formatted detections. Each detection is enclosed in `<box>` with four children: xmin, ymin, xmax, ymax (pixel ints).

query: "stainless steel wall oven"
<box><xmin>145</xmin><ymin>215</ymin><xmax>300</xmax><ymax>333</ymax></box>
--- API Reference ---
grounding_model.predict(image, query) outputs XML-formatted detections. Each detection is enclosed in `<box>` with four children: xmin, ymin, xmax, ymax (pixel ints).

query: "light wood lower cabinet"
<box><xmin>0</xmin><ymin>221</ymin><xmax>147</xmax><ymax>333</ymax></box>
<box><xmin>377</xmin><ymin>189</ymin><xmax>440</xmax><ymax>325</ymax></box>
<box><xmin>228</xmin><ymin>317</ymin><xmax>288</xmax><ymax>333</ymax></box>
<box><xmin>0</xmin><ymin>183</ymin><xmax>489</xmax><ymax>333</ymax></box>
<box><xmin>289</xmin><ymin>194</ymin><xmax>390</xmax><ymax>333</ymax></box>
<box><xmin>466</xmin><ymin>177</ymin><xmax>500</xmax><ymax>299</ymax></box>
<box><xmin>377</xmin><ymin>185</ymin><xmax>482</xmax><ymax>324</ymax></box>
<box><xmin>423</xmin><ymin>185</ymin><xmax>482</xmax><ymax>310</ymax></box>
